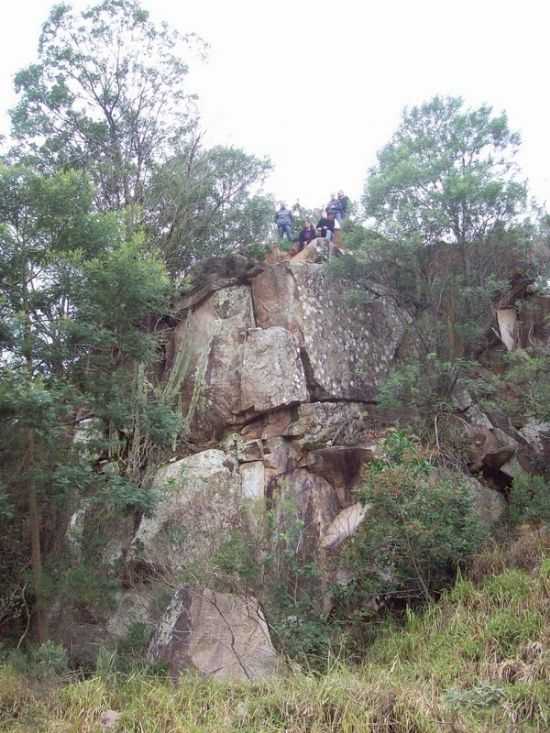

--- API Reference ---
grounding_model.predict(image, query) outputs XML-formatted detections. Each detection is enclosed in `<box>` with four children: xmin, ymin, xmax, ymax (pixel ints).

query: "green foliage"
<box><xmin>364</xmin><ymin>95</ymin><xmax>527</xmax><ymax>245</ymax></box>
<box><xmin>0</xmin><ymin>163</ymin><xmax>177</xmax><ymax>635</ymax></box>
<box><xmin>500</xmin><ymin>350</ymin><xmax>550</xmax><ymax>422</ymax></box>
<box><xmin>26</xmin><ymin>642</ymin><xmax>69</xmax><ymax>680</ymax></box>
<box><xmin>213</xmin><ymin>529</ymin><xmax>260</xmax><ymax>586</ymax></box>
<box><xmin>9</xmin><ymin>0</ymin><xmax>203</xmax><ymax>211</ymax></box>
<box><xmin>486</xmin><ymin>608</ymin><xmax>544</xmax><ymax>657</ymax></box>
<box><xmin>508</xmin><ymin>474</ymin><xmax>550</xmax><ymax>526</ymax></box>
<box><xmin>378</xmin><ymin>355</ymin><xmax>470</xmax><ymax>416</ymax></box>
<box><xmin>147</xmin><ymin>145</ymin><xmax>273</xmax><ymax>275</ymax></box>
<box><xmin>345</xmin><ymin>432</ymin><xmax>487</xmax><ymax>605</ymax></box>
<box><xmin>57</xmin><ymin>565</ymin><xmax>118</xmax><ymax>612</ymax></box>
<box><xmin>2</xmin><ymin>550</ymin><xmax>549</xmax><ymax>731</ymax></box>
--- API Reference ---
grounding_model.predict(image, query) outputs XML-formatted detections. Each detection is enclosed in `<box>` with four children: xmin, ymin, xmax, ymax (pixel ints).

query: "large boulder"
<box><xmin>240</xmin><ymin>327</ymin><xmax>308</xmax><ymax>412</ymax></box>
<box><xmin>171</xmin><ymin>286</ymin><xmax>256</xmax><ymax>444</ymax></box>
<box><xmin>252</xmin><ymin>263</ymin><xmax>411</xmax><ymax>400</ymax></box>
<box><xmin>287</xmin><ymin>401</ymin><xmax>371</xmax><ymax>448</ymax></box>
<box><xmin>127</xmin><ymin>450</ymin><xmax>247</xmax><ymax>580</ymax></box>
<box><xmin>147</xmin><ymin>586</ymin><xmax>278</xmax><ymax>681</ymax></box>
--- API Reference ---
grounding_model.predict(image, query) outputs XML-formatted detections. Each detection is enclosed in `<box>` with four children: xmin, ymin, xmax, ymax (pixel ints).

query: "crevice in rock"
<box><xmin>480</xmin><ymin>466</ymin><xmax>513</xmax><ymax>493</ymax></box>
<box><xmin>298</xmin><ymin>346</ymin><xmax>332</xmax><ymax>401</ymax></box>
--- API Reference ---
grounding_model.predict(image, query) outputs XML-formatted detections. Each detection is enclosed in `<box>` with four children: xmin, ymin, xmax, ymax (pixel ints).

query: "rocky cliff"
<box><xmin>61</xmin><ymin>252</ymin><xmax>550</xmax><ymax>680</ymax></box>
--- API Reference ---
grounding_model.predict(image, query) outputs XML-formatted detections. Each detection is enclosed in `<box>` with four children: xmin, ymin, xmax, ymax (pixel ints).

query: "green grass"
<box><xmin>1</xmin><ymin>546</ymin><xmax>549</xmax><ymax>732</ymax></box>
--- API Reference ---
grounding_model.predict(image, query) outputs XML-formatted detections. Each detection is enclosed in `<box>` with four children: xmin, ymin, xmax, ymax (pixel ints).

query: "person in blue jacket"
<box><xmin>275</xmin><ymin>204</ymin><xmax>294</xmax><ymax>241</ymax></box>
<box><xmin>337</xmin><ymin>190</ymin><xmax>349</xmax><ymax>221</ymax></box>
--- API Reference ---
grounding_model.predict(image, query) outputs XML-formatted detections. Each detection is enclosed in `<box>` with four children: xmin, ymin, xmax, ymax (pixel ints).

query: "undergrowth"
<box><xmin>1</xmin><ymin>535</ymin><xmax>548</xmax><ymax>732</ymax></box>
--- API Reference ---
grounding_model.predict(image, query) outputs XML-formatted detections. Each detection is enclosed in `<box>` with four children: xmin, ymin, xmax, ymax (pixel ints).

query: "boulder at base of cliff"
<box><xmin>147</xmin><ymin>586</ymin><xmax>278</xmax><ymax>681</ymax></box>
<box><xmin>127</xmin><ymin>449</ymin><xmax>248</xmax><ymax>580</ymax></box>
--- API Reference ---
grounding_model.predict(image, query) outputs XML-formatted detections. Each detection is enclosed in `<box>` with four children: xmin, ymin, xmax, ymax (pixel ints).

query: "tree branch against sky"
<box><xmin>8</xmin><ymin>0</ymin><xmax>205</xmax><ymax>211</ymax></box>
<box><xmin>363</xmin><ymin>96</ymin><xmax>528</xmax><ymax>245</ymax></box>
<box><xmin>1</xmin><ymin>0</ymin><xmax>549</xmax><ymax>210</ymax></box>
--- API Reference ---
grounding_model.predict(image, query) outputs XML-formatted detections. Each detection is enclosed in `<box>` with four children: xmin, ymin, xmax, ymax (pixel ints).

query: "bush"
<box><xmin>509</xmin><ymin>473</ymin><xmax>550</xmax><ymax>526</ymax></box>
<box><xmin>343</xmin><ymin>432</ymin><xmax>487</xmax><ymax>606</ymax></box>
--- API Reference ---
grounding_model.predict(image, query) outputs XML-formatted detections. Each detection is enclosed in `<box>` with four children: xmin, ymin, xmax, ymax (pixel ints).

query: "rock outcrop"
<box><xmin>147</xmin><ymin>587</ymin><xmax>278</xmax><ymax>681</ymax></box>
<box><xmin>62</xmin><ymin>255</ymin><xmax>550</xmax><ymax>678</ymax></box>
<box><xmin>169</xmin><ymin>261</ymin><xmax>411</xmax><ymax>446</ymax></box>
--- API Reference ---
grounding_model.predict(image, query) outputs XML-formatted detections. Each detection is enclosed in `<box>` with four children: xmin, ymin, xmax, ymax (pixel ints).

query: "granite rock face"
<box><xmin>252</xmin><ymin>263</ymin><xmax>411</xmax><ymax>401</ymax></box>
<box><xmin>147</xmin><ymin>586</ymin><xmax>278</xmax><ymax>681</ymax></box>
<box><xmin>168</xmin><ymin>262</ymin><xmax>412</xmax><ymax>446</ymax></box>
<box><xmin>127</xmin><ymin>450</ymin><xmax>244</xmax><ymax>579</ymax></box>
<box><xmin>66</xmin><ymin>255</ymin><xmax>542</xmax><ymax>678</ymax></box>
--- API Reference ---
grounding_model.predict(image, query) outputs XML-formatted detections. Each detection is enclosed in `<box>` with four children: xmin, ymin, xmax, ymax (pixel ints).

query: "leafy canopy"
<box><xmin>9</xmin><ymin>0</ymin><xmax>204</xmax><ymax>210</ymax></box>
<box><xmin>364</xmin><ymin>96</ymin><xmax>527</xmax><ymax>245</ymax></box>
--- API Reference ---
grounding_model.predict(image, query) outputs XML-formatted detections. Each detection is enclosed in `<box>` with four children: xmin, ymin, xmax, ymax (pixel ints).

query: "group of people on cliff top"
<box><xmin>274</xmin><ymin>191</ymin><xmax>349</xmax><ymax>251</ymax></box>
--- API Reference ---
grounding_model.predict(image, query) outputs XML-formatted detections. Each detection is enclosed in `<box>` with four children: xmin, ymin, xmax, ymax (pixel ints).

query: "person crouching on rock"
<box><xmin>316</xmin><ymin>210</ymin><xmax>335</xmax><ymax>241</ymax></box>
<box><xmin>298</xmin><ymin>220</ymin><xmax>316</xmax><ymax>251</ymax></box>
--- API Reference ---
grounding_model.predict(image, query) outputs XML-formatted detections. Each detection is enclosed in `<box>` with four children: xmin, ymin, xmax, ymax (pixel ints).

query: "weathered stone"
<box><xmin>237</xmin><ymin>439</ymin><xmax>264</xmax><ymax>462</ymax></box>
<box><xmin>105</xmin><ymin>585</ymin><xmax>168</xmax><ymax>641</ymax></box>
<box><xmin>270</xmin><ymin>469</ymin><xmax>340</xmax><ymax>555</ymax></box>
<box><xmin>520</xmin><ymin>420</ymin><xmax>550</xmax><ymax>465</ymax></box>
<box><xmin>287</xmin><ymin>402</ymin><xmax>370</xmax><ymax>448</ymax></box>
<box><xmin>464</xmin><ymin>404</ymin><xmax>494</xmax><ymax>429</ymax></box>
<box><xmin>251</xmin><ymin>265</ymin><xmax>302</xmax><ymax>343</ymax></box>
<box><xmin>263</xmin><ymin>436</ymin><xmax>301</xmax><ymax>474</ymax></box>
<box><xmin>304</xmin><ymin>447</ymin><xmax>373</xmax><ymax>493</ymax></box>
<box><xmin>239</xmin><ymin>409</ymin><xmax>294</xmax><ymax>441</ymax></box>
<box><xmin>240</xmin><ymin>461</ymin><xmax>265</xmax><ymax>499</ymax></box>
<box><xmin>127</xmin><ymin>450</ymin><xmax>243</xmax><ymax>578</ymax></box>
<box><xmin>465</xmin><ymin>477</ymin><xmax>506</xmax><ymax>526</ymax></box>
<box><xmin>252</xmin><ymin>263</ymin><xmax>411</xmax><ymax>400</ymax></box>
<box><xmin>241</xmin><ymin>327</ymin><xmax>308</xmax><ymax>412</ymax></box>
<box><xmin>321</xmin><ymin>502</ymin><xmax>370</xmax><ymax>550</ymax></box>
<box><xmin>467</xmin><ymin>425</ymin><xmax>519</xmax><ymax>473</ymax></box>
<box><xmin>496</xmin><ymin>307</ymin><xmax>519</xmax><ymax>351</ymax></box>
<box><xmin>147</xmin><ymin>587</ymin><xmax>278</xmax><ymax>681</ymax></box>
<box><xmin>172</xmin><ymin>286</ymin><xmax>255</xmax><ymax>444</ymax></box>
<box><xmin>173</xmin><ymin>255</ymin><xmax>263</xmax><ymax>311</ymax></box>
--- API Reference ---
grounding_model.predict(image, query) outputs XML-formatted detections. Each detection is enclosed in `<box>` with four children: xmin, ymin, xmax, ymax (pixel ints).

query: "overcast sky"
<box><xmin>1</xmin><ymin>0</ymin><xmax>548</xmax><ymax>211</ymax></box>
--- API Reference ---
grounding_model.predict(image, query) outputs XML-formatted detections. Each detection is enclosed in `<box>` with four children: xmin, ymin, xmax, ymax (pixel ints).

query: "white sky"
<box><xmin>1</xmin><ymin>0</ymin><xmax>549</xmax><ymax>211</ymax></box>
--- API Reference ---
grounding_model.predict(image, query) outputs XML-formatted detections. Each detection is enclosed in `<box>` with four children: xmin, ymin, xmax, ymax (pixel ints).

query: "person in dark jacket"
<box><xmin>298</xmin><ymin>221</ymin><xmax>316</xmax><ymax>251</ymax></box>
<box><xmin>326</xmin><ymin>194</ymin><xmax>340</xmax><ymax>220</ymax></box>
<box><xmin>337</xmin><ymin>190</ymin><xmax>349</xmax><ymax>221</ymax></box>
<box><xmin>275</xmin><ymin>204</ymin><xmax>293</xmax><ymax>241</ymax></box>
<box><xmin>316</xmin><ymin>210</ymin><xmax>335</xmax><ymax>241</ymax></box>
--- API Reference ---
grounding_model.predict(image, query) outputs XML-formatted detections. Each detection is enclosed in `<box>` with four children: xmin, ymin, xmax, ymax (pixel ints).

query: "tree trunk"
<box><xmin>27</xmin><ymin>428</ymin><xmax>48</xmax><ymax>643</ymax></box>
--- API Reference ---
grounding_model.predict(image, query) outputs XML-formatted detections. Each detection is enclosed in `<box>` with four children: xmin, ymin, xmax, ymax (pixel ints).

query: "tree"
<box><xmin>364</xmin><ymin>96</ymin><xmax>527</xmax><ymax>247</ymax></box>
<box><xmin>0</xmin><ymin>164</ymin><xmax>173</xmax><ymax>641</ymax></box>
<box><xmin>8</xmin><ymin>0</ymin><xmax>204</xmax><ymax>211</ymax></box>
<box><xmin>146</xmin><ymin>144</ymin><xmax>273</xmax><ymax>275</ymax></box>
<box><xmin>357</xmin><ymin>97</ymin><xmax>534</xmax><ymax>361</ymax></box>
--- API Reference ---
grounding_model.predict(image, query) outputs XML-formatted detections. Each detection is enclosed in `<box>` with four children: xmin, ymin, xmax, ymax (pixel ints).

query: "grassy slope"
<box><xmin>1</xmin><ymin>544</ymin><xmax>549</xmax><ymax>732</ymax></box>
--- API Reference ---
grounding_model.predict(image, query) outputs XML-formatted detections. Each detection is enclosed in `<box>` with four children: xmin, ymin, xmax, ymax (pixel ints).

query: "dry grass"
<box><xmin>1</xmin><ymin>539</ymin><xmax>549</xmax><ymax>732</ymax></box>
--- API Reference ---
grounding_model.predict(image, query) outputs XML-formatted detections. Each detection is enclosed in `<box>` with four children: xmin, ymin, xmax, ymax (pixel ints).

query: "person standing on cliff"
<box><xmin>275</xmin><ymin>203</ymin><xmax>294</xmax><ymax>241</ymax></box>
<box><xmin>337</xmin><ymin>190</ymin><xmax>349</xmax><ymax>221</ymax></box>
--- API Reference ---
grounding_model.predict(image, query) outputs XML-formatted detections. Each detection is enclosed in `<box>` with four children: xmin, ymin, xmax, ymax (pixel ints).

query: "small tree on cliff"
<box><xmin>364</xmin><ymin>96</ymin><xmax>527</xmax><ymax>247</ymax></box>
<box><xmin>359</xmin><ymin>96</ymin><xmax>531</xmax><ymax>360</ymax></box>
